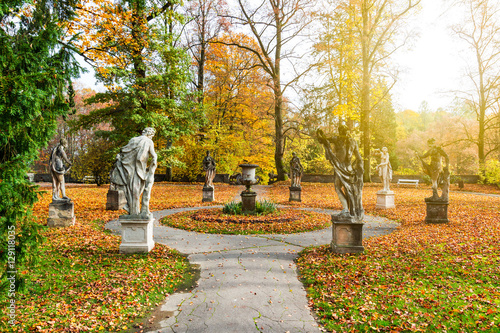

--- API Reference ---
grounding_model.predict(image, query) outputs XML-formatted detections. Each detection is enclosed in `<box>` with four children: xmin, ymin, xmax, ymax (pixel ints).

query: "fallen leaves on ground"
<box><xmin>0</xmin><ymin>184</ymin><xmax>196</xmax><ymax>332</ymax></box>
<box><xmin>290</xmin><ymin>183</ymin><xmax>500</xmax><ymax>332</ymax></box>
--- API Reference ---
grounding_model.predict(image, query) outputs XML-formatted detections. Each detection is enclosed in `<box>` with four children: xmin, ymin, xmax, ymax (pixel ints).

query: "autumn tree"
<box><xmin>183</xmin><ymin>0</ymin><xmax>229</xmax><ymax>104</ymax></box>
<box><xmin>356</xmin><ymin>0</ymin><xmax>421</xmax><ymax>182</ymax></box>
<box><xmin>70</xmin><ymin>0</ymin><xmax>202</xmax><ymax>169</ymax></box>
<box><xmin>175</xmin><ymin>33</ymin><xmax>275</xmax><ymax>180</ymax></box>
<box><xmin>220</xmin><ymin>0</ymin><xmax>315</xmax><ymax>181</ymax></box>
<box><xmin>310</xmin><ymin>0</ymin><xmax>361</xmax><ymax>128</ymax></box>
<box><xmin>0</xmin><ymin>0</ymin><xmax>81</xmax><ymax>292</ymax></box>
<box><xmin>452</xmin><ymin>0</ymin><xmax>500</xmax><ymax>171</ymax></box>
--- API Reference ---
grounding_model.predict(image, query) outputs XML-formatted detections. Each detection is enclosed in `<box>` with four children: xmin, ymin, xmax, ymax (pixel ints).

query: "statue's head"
<box><xmin>338</xmin><ymin>124</ymin><xmax>349</xmax><ymax>137</ymax></box>
<box><xmin>60</xmin><ymin>138</ymin><xmax>68</xmax><ymax>147</ymax></box>
<box><xmin>382</xmin><ymin>147</ymin><xmax>388</xmax><ymax>153</ymax></box>
<box><xmin>206</xmin><ymin>150</ymin><xmax>210</xmax><ymax>156</ymax></box>
<box><xmin>427</xmin><ymin>138</ymin><xmax>436</xmax><ymax>147</ymax></box>
<box><xmin>292</xmin><ymin>152</ymin><xmax>297</xmax><ymax>157</ymax></box>
<box><xmin>142</xmin><ymin>127</ymin><xmax>156</xmax><ymax>138</ymax></box>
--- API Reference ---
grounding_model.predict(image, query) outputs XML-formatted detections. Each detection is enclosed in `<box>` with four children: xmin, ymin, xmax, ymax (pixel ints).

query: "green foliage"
<box><xmin>222</xmin><ymin>200</ymin><xmax>277</xmax><ymax>216</ymax></box>
<box><xmin>421</xmin><ymin>174</ymin><xmax>431</xmax><ymax>185</ymax></box>
<box><xmin>71</xmin><ymin>137</ymin><xmax>115</xmax><ymax>185</ymax></box>
<box><xmin>395</xmin><ymin>167</ymin><xmax>419</xmax><ymax>175</ymax></box>
<box><xmin>222</xmin><ymin>201</ymin><xmax>242</xmax><ymax>215</ymax></box>
<box><xmin>480</xmin><ymin>159</ymin><xmax>500</xmax><ymax>187</ymax></box>
<box><xmin>0</xmin><ymin>1</ymin><xmax>81</xmax><ymax>295</ymax></box>
<box><xmin>255</xmin><ymin>200</ymin><xmax>278</xmax><ymax>215</ymax></box>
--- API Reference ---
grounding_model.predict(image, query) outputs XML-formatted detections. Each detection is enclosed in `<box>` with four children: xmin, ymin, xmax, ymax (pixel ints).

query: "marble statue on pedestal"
<box><xmin>48</xmin><ymin>138</ymin><xmax>75</xmax><ymax>227</ymax></box>
<box><xmin>203</xmin><ymin>151</ymin><xmax>216</xmax><ymax>189</ymax></box>
<box><xmin>418</xmin><ymin>138</ymin><xmax>450</xmax><ymax>224</ymax></box>
<box><xmin>418</xmin><ymin>138</ymin><xmax>450</xmax><ymax>201</ymax></box>
<box><xmin>50</xmin><ymin>138</ymin><xmax>72</xmax><ymax>201</ymax></box>
<box><xmin>110</xmin><ymin>127</ymin><xmax>157</xmax><ymax>218</ymax></box>
<box><xmin>289</xmin><ymin>152</ymin><xmax>304</xmax><ymax>189</ymax></box>
<box><xmin>317</xmin><ymin>125</ymin><xmax>365</xmax><ymax>253</ymax></box>
<box><xmin>373</xmin><ymin>147</ymin><xmax>392</xmax><ymax>192</ymax></box>
<box><xmin>317</xmin><ymin>126</ymin><xmax>364</xmax><ymax>222</ymax></box>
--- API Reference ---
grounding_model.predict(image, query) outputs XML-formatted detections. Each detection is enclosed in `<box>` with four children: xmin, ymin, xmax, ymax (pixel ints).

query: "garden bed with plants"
<box><xmin>161</xmin><ymin>200</ymin><xmax>331</xmax><ymax>234</ymax></box>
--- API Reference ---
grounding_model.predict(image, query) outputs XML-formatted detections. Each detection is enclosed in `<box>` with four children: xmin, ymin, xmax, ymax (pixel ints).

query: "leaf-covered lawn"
<box><xmin>286</xmin><ymin>183</ymin><xmax>500</xmax><ymax>332</ymax></box>
<box><xmin>0</xmin><ymin>184</ymin><xmax>232</xmax><ymax>332</ymax></box>
<box><xmin>161</xmin><ymin>208</ymin><xmax>331</xmax><ymax>234</ymax></box>
<box><xmin>2</xmin><ymin>182</ymin><xmax>499</xmax><ymax>332</ymax></box>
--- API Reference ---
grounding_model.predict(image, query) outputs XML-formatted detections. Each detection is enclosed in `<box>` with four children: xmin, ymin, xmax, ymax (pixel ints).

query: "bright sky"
<box><xmin>392</xmin><ymin>0</ymin><xmax>469</xmax><ymax>112</ymax></box>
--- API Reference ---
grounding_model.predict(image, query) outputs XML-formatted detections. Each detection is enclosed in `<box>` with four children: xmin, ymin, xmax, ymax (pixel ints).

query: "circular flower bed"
<box><xmin>161</xmin><ymin>208</ymin><xmax>331</xmax><ymax>234</ymax></box>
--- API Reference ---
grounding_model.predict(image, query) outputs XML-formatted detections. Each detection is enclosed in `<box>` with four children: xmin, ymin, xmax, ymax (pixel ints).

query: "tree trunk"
<box><xmin>360</xmin><ymin>0</ymin><xmax>371</xmax><ymax>183</ymax></box>
<box><xmin>274</xmin><ymin>0</ymin><xmax>286</xmax><ymax>181</ymax></box>
<box><xmin>131</xmin><ymin>2</ymin><xmax>147</xmax><ymax>116</ymax></box>
<box><xmin>274</xmin><ymin>86</ymin><xmax>286</xmax><ymax>180</ymax></box>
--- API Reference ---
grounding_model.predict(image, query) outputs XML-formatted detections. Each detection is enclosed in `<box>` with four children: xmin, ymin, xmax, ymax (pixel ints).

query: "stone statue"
<box><xmin>203</xmin><ymin>151</ymin><xmax>216</xmax><ymax>188</ymax></box>
<box><xmin>317</xmin><ymin>126</ymin><xmax>364</xmax><ymax>221</ymax></box>
<box><xmin>110</xmin><ymin>127</ymin><xmax>157</xmax><ymax>217</ymax></box>
<box><xmin>289</xmin><ymin>152</ymin><xmax>304</xmax><ymax>189</ymax></box>
<box><xmin>49</xmin><ymin>138</ymin><xmax>72</xmax><ymax>201</ymax></box>
<box><xmin>373</xmin><ymin>147</ymin><xmax>392</xmax><ymax>191</ymax></box>
<box><xmin>418</xmin><ymin>138</ymin><xmax>450</xmax><ymax>201</ymax></box>
<box><xmin>109</xmin><ymin>154</ymin><xmax>122</xmax><ymax>191</ymax></box>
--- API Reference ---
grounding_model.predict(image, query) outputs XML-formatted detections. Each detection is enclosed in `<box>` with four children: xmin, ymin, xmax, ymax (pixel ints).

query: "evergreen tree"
<box><xmin>0</xmin><ymin>0</ymin><xmax>81</xmax><ymax>293</ymax></box>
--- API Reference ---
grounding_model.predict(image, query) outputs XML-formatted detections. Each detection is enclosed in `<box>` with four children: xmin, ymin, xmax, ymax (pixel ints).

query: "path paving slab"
<box><xmin>105</xmin><ymin>187</ymin><xmax>399</xmax><ymax>333</ymax></box>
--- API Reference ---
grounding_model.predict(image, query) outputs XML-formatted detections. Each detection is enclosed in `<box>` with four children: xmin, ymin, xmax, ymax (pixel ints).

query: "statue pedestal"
<box><xmin>331</xmin><ymin>214</ymin><xmax>364</xmax><ymax>254</ymax></box>
<box><xmin>106</xmin><ymin>189</ymin><xmax>126</xmax><ymax>210</ymax></box>
<box><xmin>289</xmin><ymin>187</ymin><xmax>302</xmax><ymax>202</ymax></box>
<box><xmin>202</xmin><ymin>186</ymin><xmax>214</xmax><ymax>202</ymax></box>
<box><xmin>241</xmin><ymin>191</ymin><xmax>257</xmax><ymax>212</ymax></box>
<box><xmin>375</xmin><ymin>190</ymin><xmax>395</xmax><ymax>209</ymax></box>
<box><xmin>425</xmin><ymin>199</ymin><xmax>449</xmax><ymax>224</ymax></box>
<box><xmin>47</xmin><ymin>200</ymin><xmax>75</xmax><ymax>227</ymax></box>
<box><xmin>119</xmin><ymin>216</ymin><xmax>155</xmax><ymax>253</ymax></box>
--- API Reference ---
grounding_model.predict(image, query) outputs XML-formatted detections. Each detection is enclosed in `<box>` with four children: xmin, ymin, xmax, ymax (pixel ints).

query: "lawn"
<box><xmin>0</xmin><ymin>183</ymin><xmax>240</xmax><ymax>332</ymax></box>
<box><xmin>279</xmin><ymin>183</ymin><xmax>500</xmax><ymax>332</ymax></box>
<box><xmin>1</xmin><ymin>182</ymin><xmax>499</xmax><ymax>332</ymax></box>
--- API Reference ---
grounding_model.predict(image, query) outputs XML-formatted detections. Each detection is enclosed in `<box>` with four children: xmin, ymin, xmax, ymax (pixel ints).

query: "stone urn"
<box><xmin>239</xmin><ymin>163</ymin><xmax>259</xmax><ymax>212</ymax></box>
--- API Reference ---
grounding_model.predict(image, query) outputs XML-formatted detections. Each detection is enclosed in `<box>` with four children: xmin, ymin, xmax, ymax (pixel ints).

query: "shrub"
<box><xmin>481</xmin><ymin>159</ymin><xmax>500</xmax><ymax>187</ymax></box>
<box><xmin>222</xmin><ymin>200</ymin><xmax>277</xmax><ymax>216</ymax></box>
<box><xmin>222</xmin><ymin>201</ymin><xmax>242</xmax><ymax>215</ymax></box>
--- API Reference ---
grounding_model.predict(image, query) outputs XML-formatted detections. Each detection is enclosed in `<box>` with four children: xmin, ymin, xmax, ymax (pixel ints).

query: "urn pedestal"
<box><xmin>106</xmin><ymin>189</ymin><xmax>126</xmax><ymax>210</ymax></box>
<box><xmin>375</xmin><ymin>190</ymin><xmax>395</xmax><ymax>209</ymax></box>
<box><xmin>289</xmin><ymin>187</ymin><xmax>302</xmax><ymax>202</ymax></box>
<box><xmin>119</xmin><ymin>216</ymin><xmax>155</xmax><ymax>253</ymax></box>
<box><xmin>241</xmin><ymin>191</ymin><xmax>257</xmax><ymax>212</ymax></box>
<box><xmin>47</xmin><ymin>200</ymin><xmax>76</xmax><ymax>227</ymax></box>
<box><xmin>425</xmin><ymin>199</ymin><xmax>449</xmax><ymax>224</ymax></box>
<box><xmin>331</xmin><ymin>214</ymin><xmax>364</xmax><ymax>254</ymax></box>
<box><xmin>202</xmin><ymin>186</ymin><xmax>215</xmax><ymax>202</ymax></box>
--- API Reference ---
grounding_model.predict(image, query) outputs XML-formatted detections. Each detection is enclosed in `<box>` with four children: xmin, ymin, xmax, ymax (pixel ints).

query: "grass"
<box><xmin>0</xmin><ymin>186</ymin><xmax>196</xmax><ymax>332</ymax></box>
<box><xmin>222</xmin><ymin>199</ymin><xmax>278</xmax><ymax>215</ymax></box>
<box><xmin>291</xmin><ymin>183</ymin><xmax>500</xmax><ymax>332</ymax></box>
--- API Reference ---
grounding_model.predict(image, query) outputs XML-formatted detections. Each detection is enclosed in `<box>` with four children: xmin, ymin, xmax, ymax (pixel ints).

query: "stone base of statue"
<box><xmin>331</xmin><ymin>214</ymin><xmax>364</xmax><ymax>254</ymax></box>
<box><xmin>47</xmin><ymin>200</ymin><xmax>76</xmax><ymax>227</ymax></box>
<box><xmin>375</xmin><ymin>190</ymin><xmax>395</xmax><ymax>209</ymax></box>
<box><xmin>289</xmin><ymin>186</ymin><xmax>302</xmax><ymax>202</ymax></box>
<box><xmin>241</xmin><ymin>191</ymin><xmax>257</xmax><ymax>212</ymax></box>
<box><xmin>119</xmin><ymin>215</ymin><xmax>155</xmax><ymax>253</ymax></box>
<box><xmin>202</xmin><ymin>186</ymin><xmax>214</xmax><ymax>202</ymax></box>
<box><xmin>424</xmin><ymin>199</ymin><xmax>449</xmax><ymax>224</ymax></box>
<box><xmin>106</xmin><ymin>189</ymin><xmax>126</xmax><ymax>210</ymax></box>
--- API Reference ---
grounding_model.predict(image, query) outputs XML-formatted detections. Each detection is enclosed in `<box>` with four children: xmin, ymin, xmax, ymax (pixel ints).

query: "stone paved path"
<box><xmin>105</xmin><ymin>186</ymin><xmax>398</xmax><ymax>333</ymax></box>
